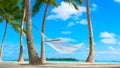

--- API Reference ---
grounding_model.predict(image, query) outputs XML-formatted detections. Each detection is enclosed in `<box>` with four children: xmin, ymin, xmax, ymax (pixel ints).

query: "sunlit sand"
<box><xmin>0</xmin><ymin>62</ymin><xmax>120</xmax><ymax>68</ymax></box>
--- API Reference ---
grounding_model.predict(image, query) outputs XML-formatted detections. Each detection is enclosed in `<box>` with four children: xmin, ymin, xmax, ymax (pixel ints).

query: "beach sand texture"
<box><xmin>0</xmin><ymin>62</ymin><xmax>120</xmax><ymax>68</ymax></box>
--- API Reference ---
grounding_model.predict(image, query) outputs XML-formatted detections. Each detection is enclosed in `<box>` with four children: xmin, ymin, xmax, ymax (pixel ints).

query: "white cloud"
<box><xmin>91</xmin><ymin>3</ymin><xmax>97</xmax><ymax>11</ymax></box>
<box><xmin>67</xmin><ymin>19</ymin><xmax>87</xmax><ymax>28</ymax></box>
<box><xmin>61</xmin><ymin>31</ymin><xmax>71</xmax><ymax>34</ymax></box>
<box><xmin>67</xmin><ymin>22</ymin><xmax>75</xmax><ymax>27</ymax></box>
<box><xmin>100</xmin><ymin>32</ymin><xmax>117</xmax><ymax>44</ymax></box>
<box><xmin>108</xmin><ymin>46</ymin><xmax>115</xmax><ymax>50</ymax></box>
<box><xmin>101</xmin><ymin>38</ymin><xmax>116</xmax><ymax>44</ymax></box>
<box><xmin>114</xmin><ymin>0</ymin><xmax>120</xmax><ymax>3</ymax></box>
<box><xmin>77</xmin><ymin>19</ymin><xmax>87</xmax><ymax>25</ymax></box>
<box><xmin>100</xmin><ymin>32</ymin><xmax>115</xmax><ymax>38</ymax></box>
<box><xmin>47</xmin><ymin>2</ymin><xmax>86</xmax><ymax>20</ymax></box>
<box><xmin>92</xmin><ymin>3</ymin><xmax>97</xmax><ymax>8</ymax></box>
<box><xmin>56</xmin><ymin>37</ymin><xmax>76</xmax><ymax>42</ymax></box>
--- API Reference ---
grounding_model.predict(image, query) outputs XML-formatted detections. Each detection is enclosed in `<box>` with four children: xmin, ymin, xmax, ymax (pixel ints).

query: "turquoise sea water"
<box><xmin>48</xmin><ymin>61</ymin><xmax>120</xmax><ymax>64</ymax></box>
<box><xmin>2</xmin><ymin>56</ymin><xmax>120</xmax><ymax>64</ymax></box>
<box><xmin>2</xmin><ymin>59</ymin><xmax>120</xmax><ymax>64</ymax></box>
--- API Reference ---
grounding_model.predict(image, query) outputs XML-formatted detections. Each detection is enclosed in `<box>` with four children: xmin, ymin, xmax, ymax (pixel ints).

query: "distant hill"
<box><xmin>24</xmin><ymin>58</ymin><xmax>79</xmax><ymax>61</ymax></box>
<box><xmin>46</xmin><ymin>58</ymin><xmax>79</xmax><ymax>61</ymax></box>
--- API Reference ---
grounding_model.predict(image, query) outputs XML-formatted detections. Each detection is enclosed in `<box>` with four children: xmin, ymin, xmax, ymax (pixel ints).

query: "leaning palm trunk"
<box><xmin>40</xmin><ymin>0</ymin><xmax>50</xmax><ymax>64</ymax></box>
<box><xmin>25</xmin><ymin>0</ymin><xmax>40</xmax><ymax>64</ymax></box>
<box><xmin>0</xmin><ymin>21</ymin><xmax>8</xmax><ymax>61</ymax></box>
<box><xmin>18</xmin><ymin>5</ymin><xmax>26</xmax><ymax>62</ymax></box>
<box><xmin>86</xmin><ymin>0</ymin><xmax>94</xmax><ymax>63</ymax></box>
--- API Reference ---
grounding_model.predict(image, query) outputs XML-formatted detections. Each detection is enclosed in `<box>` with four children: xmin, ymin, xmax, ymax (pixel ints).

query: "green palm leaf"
<box><xmin>63</xmin><ymin>0</ymin><xmax>83</xmax><ymax>10</ymax></box>
<box><xmin>10</xmin><ymin>21</ymin><xmax>26</xmax><ymax>36</ymax></box>
<box><xmin>76</xmin><ymin>0</ymin><xmax>83</xmax><ymax>4</ymax></box>
<box><xmin>32</xmin><ymin>0</ymin><xmax>43</xmax><ymax>16</ymax></box>
<box><xmin>32</xmin><ymin>0</ymin><xmax>58</xmax><ymax>16</ymax></box>
<box><xmin>0</xmin><ymin>18</ymin><xmax>4</xmax><ymax>22</ymax></box>
<box><xmin>71</xmin><ymin>1</ymin><xmax>79</xmax><ymax>10</ymax></box>
<box><xmin>50</xmin><ymin>0</ymin><xmax>58</xmax><ymax>8</ymax></box>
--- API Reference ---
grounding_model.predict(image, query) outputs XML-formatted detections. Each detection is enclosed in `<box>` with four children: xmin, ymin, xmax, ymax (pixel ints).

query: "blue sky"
<box><xmin>0</xmin><ymin>0</ymin><xmax>120</xmax><ymax>61</ymax></box>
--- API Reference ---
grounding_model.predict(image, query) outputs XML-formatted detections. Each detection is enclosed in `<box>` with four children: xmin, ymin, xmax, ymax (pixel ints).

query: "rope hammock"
<box><xmin>32</xmin><ymin>24</ymin><xmax>87</xmax><ymax>54</ymax></box>
<box><xmin>42</xmin><ymin>33</ymin><xmax>87</xmax><ymax>54</ymax></box>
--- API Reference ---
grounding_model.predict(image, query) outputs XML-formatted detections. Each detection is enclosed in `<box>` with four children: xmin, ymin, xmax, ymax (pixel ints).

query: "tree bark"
<box><xmin>18</xmin><ymin>3</ymin><xmax>26</xmax><ymax>62</ymax></box>
<box><xmin>40</xmin><ymin>0</ymin><xmax>50</xmax><ymax>64</ymax></box>
<box><xmin>0</xmin><ymin>21</ymin><xmax>8</xmax><ymax>61</ymax></box>
<box><xmin>86</xmin><ymin>0</ymin><xmax>95</xmax><ymax>63</ymax></box>
<box><xmin>25</xmin><ymin>0</ymin><xmax>40</xmax><ymax>65</ymax></box>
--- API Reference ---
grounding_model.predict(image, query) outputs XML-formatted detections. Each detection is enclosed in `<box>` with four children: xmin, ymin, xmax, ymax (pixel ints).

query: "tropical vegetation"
<box><xmin>0</xmin><ymin>0</ymin><xmax>95</xmax><ymax>65</ymax></box>
<box><xmin>32</xmin><ymin>0</ymin><xmax>83</xmax><ymax>64</ymax></box>
<box><xmin>0</xmin><ymin>0</ymin><xmax>24</xmax><ymax>61</ymax></box>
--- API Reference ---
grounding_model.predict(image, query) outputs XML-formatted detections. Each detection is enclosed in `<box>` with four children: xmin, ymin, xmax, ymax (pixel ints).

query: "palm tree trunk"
<box><xmin>0</xmin><ymin>21</ymin><xmax>8</xmax><ymax>61</ymax></box>
<box><xmin>18</xmin><ymin>4</ymin><xmax>26</xmax><ymax>62</ymax></box>
<box><xmin>40</xmin><ymin>0</ymin><xmax>50</xmax><ymax>64</ymax></box>
<box><xmin>25</xmin><ymin>0</ymin><xmax>40</xmax><ymax>65</ymax></box>
<box><xmin>86</xmin><ymin>0</ymin><xmax>94</xmax><ymax>63</ymax></box>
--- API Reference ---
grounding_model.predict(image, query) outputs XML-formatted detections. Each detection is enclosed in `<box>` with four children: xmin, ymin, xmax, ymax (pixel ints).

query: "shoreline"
<box><xmin>1</xmin><ymin>62</ymin><xmax>120</xmax><ymax>68</ymax></box>
<box><xmin>2</xmin><ymin>60</ymin><xmax>120</xmax><ymax>64</ymax></box>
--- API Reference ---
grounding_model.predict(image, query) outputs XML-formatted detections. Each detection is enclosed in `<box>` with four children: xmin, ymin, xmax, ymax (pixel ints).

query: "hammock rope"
<box><xmin>42</xmin><ymin>33</ymin><xmax>87</xmax><ymax>54</ymax></box>
<box><xmin>33</xmin><ymin>24</ymin><xmax>87</xmax><ymax>54</ymax></box>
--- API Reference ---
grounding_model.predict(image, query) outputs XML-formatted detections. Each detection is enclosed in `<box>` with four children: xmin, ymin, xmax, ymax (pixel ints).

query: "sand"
<box><xmin>0</xmin><ymin>62</ymin><xmax>120</xmax><ymax>68</ymax></box>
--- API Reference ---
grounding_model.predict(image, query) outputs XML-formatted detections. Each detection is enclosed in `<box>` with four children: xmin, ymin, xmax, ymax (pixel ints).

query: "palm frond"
<box><xmin>63</xmin><ymin>0</ymin><xmax>71</xmax><ymax>2</ymax></box>
<box><xmin>32</xmin><ymin>0</ymin><xmax>43</xmax><ymax>16</ymax></box>
<box><xmin>9</xmin><ymin>21</ymin><xmax>26</xmax><ymax>36</ymax></box>
<box><xmin>0</xmin><ymin>18</ymin><xmax>4</xmax><ymax>22</ymax></box>
<box><xmin>76</xmin><ymin>0</ymin><xmax>83</xmax><ymax>4</ymax></box>
<box><xmin>10</xmin><ymin>21</ymin><xmax>20</xmax><ymax>32</ymax></box>
<box><xmin>0</xmin><ymin>9</ymin><xmax>6</xmax><ymax>16</ymax></box>
<box><xmin>23</xmin><ymin>28</ymin><xmax>26</xmax><ymax>36</ymax></box>
<box><xmin>71</xmin><ymin>1</ymin><xmax>79</xmax><ymax>10</ymax></box>
<box><xmin>51</xmin><ymin>0</ymin><xmax>58</xmax><ymax>8</ymax></box>
<box><xmin>63</xmin><ymin>0</ymin><xmax>83</xmax><ymax>10</ymax></box>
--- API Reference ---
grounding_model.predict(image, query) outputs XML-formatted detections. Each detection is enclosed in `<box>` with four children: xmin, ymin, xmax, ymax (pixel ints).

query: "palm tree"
<box><xmin>0</xmin><ymin>0</ymin><xmax>23</xmax><ymax>61</ymax></box>
<box><xmin>18</xmin><ymin>0</ymin><xmax>26</xmax><ymax>62</ymax></box>
<box><xmin>25</xmin><ymin>0</ymin><xmax>40</xmax><ymax>64</ymax></box>
<box><xmin>33</xmin><ymin>0</ymin><xmax>58</xmax><ymax>64</ymax></box>
<box><xmin>40</xmin><ymin>0</ymin><xmax>57</xmax><ymax>64</ymax></box>
<box><xmin>0</xmin><ymin>20</ymin><xmax>8</xmax><ymax>61</ymax></box>
<box><xmin>86</xmin><ymin>0</ymin><xmax>94</xmax><ymax>63</ymax></box>
<box><xmin>33</xmin><ymin>0</ymin><xmax>83</xmax><ymax>64</ymax></box>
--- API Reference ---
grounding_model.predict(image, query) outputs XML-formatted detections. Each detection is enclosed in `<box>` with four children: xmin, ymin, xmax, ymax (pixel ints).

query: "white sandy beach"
<box><xmin>0</xmin><ymin>62</ymin><xmax>120</xmax><ymax>68</ymax></box>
